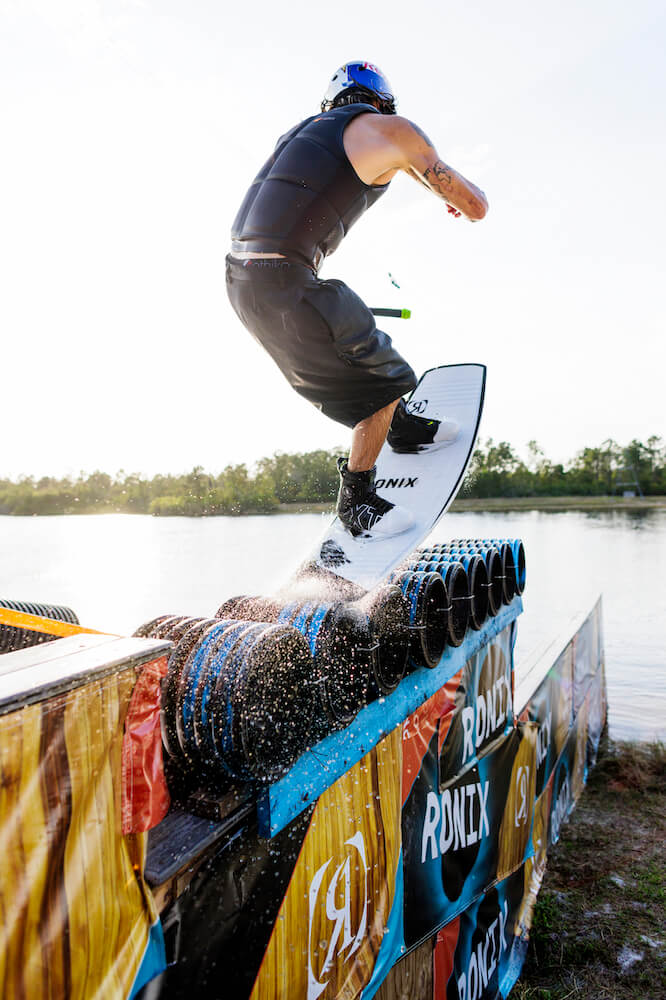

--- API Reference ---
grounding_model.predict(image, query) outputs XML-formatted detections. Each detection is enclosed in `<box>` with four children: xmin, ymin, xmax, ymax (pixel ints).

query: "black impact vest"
<box><xmin>231</xmin><ymin>104</ymin><xmax>390</xmax><ymax>271</ymax></box>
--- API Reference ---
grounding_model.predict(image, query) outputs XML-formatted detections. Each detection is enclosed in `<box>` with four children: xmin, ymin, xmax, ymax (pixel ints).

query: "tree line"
<box><xmin>0</xmin><ymin>437</ymin><xmax>663</xmax><ymax>516</ymax></box>
<box><xmin>464</xmin><ymin>436</ymin><xmax>666</xmax><ymax>498</ymax></box>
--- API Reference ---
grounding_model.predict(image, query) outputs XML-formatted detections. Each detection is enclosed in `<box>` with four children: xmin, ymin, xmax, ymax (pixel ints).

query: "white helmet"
<box><xmin>321</xmin><ymin>61</ymin><xmax>397</xmax><ymax>114</ymax></box>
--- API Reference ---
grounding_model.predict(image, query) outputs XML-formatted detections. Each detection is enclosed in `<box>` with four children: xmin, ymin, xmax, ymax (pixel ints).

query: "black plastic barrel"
<box><xmin>447</xmin><ymin>552</ymin><xmax>489</xmax><ymax>630</ymax></box>
<box><xmin>133</xmin><ymin>615</ymin><xmax>176</xmax><ymax>638</ymax></box>
<box><xmin>176</xmin><ymin>619</ymin><xmax>254</xmax><ymax>767</ymax></box>
<box><xmin>415</xmin><ymin>551</ymin><xmax>488</xmax><ymax>632</ymax></box>
<box><xmin>456</xmin><ymin>544</ymin><xmax>511</xmax><ymax>612</ymax></box>
<box><xmin>0</xmin><ymin>599</ymin><xmax>80</xmax><ymax>653</ymax></box>
<box><xmin>203</xmin><ymin>621</ymin><xmax>316</xmax><ymax>781</ymax></box>
<box><xmin>353</xmin><ymin>585</ymin><xmax>410</xmax><ymax>696</ymax></box>
<box><xmin>388</xmin><ymin>571</ymin><xmax>449</xmax><ymax>668</ymax></box>
<box><xmin>400</xmin><ymin>559</ymin><xmax>469</xmax><ymax>646</ymax></box>
<box><xmin>434</xmin><ymin>549</ymin><xmax>491</xmax><ymax>628</ymax></box>
<box><xmin>512</xmin><ymin>540</ymin><xmax>526</xmax><ymax>594</ymax></box>
<box><xmin>218</xmin><ymin>596</ymin><xmax>370</xmax><ymax>731</ymax></box>
<box><xmin>132</xmin><ymin>614</ymin><xmax>198</xmax><ymax>641</ymax></box>
<box><xmin>486</xmin><ymin>542</ymin><xmax>517</xmax><ymax>603</ymax></box>
<box><xmin>161</xmin><ymin>617</ymin><xmax>316</xmax><ymax>782</ymax></box>
<box><xmin>159</xmin><ymin>616</ymin><xmax>208</xmax><ymax>644</ymax></box>
<box><xmin>134</xmin><ymin>612</ymin><xmax>219</xmax><ymax>764</ymax></box>
<box><xmin>216</xmin><ymin>595</ymin><xmax>282</xmax><ymax>622</ymax></box>
<box><xmin>160</xmin><ymin>618</ymin><xmax>222</xmax><ymax>761</ymax></box>
<box><xmin>475</xmin><ymin>546</ymin><xmax>503</xmax><ymax>617</ymax></box>
<box><xmin>487</xmin><ymin>538</ymin><xmax>526</xmax><ymax>595</ymax></box>
<box><xmin>277</xmin><ymin>601</ymin><xmax>370</xmax><ymax>730</ymax></box>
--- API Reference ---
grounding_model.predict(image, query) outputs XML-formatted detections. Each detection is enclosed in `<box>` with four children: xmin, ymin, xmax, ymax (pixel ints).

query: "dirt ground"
<box><xmin>513</xmin><ymin>739</ymin><xmax>665</xmax><ymax>1000</ymax></box>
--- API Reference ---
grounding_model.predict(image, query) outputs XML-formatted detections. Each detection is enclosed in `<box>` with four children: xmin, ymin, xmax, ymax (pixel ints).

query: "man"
<box><xmin>227</xmin><ymin>62</ymin><xmax>488</xmax><ymax>539</ymax></box>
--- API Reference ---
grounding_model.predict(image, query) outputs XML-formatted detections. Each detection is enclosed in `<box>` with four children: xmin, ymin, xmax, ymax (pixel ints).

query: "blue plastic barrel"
<box><xmin>388</xmin><ymin>570</ymin><xmax>449</xmax><ymax>668</ymax></box>
<box><xmin>400</xmin><ymin>558</ymin><xmax>469</xmax><ymax>645</ymax></box>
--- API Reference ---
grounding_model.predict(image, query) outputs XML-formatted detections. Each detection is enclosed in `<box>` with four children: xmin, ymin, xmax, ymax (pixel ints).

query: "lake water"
<box><xmin>1</xmin><ymin>509</ymin><xmax>664</xmax><ymax>742</ymax></box>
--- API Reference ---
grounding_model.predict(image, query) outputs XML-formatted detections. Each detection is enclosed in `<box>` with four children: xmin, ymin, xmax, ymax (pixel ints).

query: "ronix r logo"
<box><xmin>536</xmin><ymin>710</ymin><xmax>552</xmax><ymax>768</ymax></box>
<box><xmin>307</xmin><ymin>831</ymin><xmax>369</xmax><ymax>1000</ymax></box>
<box><xmin>514</xmin><ymin>765</ymin><xmax>530</xmax><ymax>828</ymax></box>
<box><xmin>406</xmin><ymin>398</ymin><xmax>428</xmax><ymax>415</ymax></box>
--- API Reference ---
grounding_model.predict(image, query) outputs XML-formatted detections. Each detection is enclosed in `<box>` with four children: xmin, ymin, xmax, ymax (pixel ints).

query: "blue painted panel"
<box><xmin>128</xmin><ymin>919</ymin><xmax>166</xmax><ymax>998</ymax></box>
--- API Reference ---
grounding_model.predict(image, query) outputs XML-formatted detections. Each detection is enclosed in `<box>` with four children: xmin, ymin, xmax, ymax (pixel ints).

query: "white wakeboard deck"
<box><xmin>302</xmin><ymin>363</ymin><xmax>486</xmax><ymax>591</ymax></box>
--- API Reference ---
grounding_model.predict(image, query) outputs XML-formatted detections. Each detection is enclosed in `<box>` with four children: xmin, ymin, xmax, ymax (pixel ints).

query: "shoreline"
<box><xmin>276</xmin><ymin>495</ymin><xmax>666</xmax><ymax>515</ymax></box>
<box><xmin>1</xmin><ymin>496</ymin><xmax>665</xmax><ymax>518</ymax></box>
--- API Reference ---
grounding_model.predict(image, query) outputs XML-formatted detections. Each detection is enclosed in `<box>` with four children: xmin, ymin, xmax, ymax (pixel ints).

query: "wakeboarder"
<box><xmin>227</xmin><ymin>61</ymin><xmax>488</xmax><ymax>539</ymax></box>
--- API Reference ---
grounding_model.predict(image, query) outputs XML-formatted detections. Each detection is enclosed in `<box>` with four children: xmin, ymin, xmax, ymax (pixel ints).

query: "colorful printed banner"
<box><xmin>573</xmin><ymin>600</ymin><xmax>603</xmax><ymax>715</ymax></box>
<box><xmin>402</xmin><ymin>722</ymin><xmax>536</xmax><ymax>949</ymax></box>
<box><xmin>432</xmin><ymin>865</ymin><xmax>528</xmax><ymax>1000</ymax></box>
<box><xmin>0</xmin><ymin>660</ymin><xmax>166</xmax><ymax>999</ymax></box>
<box><xmin>519</xmin><ymin>642</ymin><xmax>573</xmax><ymax>797</ymax></box>
<box><xmin>438</xmin><ymin>624</ymin><xmax>516</xmax><ymax>783</ymax></box>
<box><xmin>251</xmin><ymin>727</ymin><xmax>403</xmax><ymax>1000</ymax></box>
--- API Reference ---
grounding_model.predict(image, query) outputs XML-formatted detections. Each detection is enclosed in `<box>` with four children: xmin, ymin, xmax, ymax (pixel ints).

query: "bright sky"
<box><xmin>1</xmin><ymin>0</ymin><xmax>664</xmax><ymax>479</ymax></box>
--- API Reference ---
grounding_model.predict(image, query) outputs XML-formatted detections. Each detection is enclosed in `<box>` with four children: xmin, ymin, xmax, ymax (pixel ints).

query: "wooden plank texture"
<box><xmin>0</xmin><ymin>663</ymin><xmax>161</xmax><ymax>999</ymax></box>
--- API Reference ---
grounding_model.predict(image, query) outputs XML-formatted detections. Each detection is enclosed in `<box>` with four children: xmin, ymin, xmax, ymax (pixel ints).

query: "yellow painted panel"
<box><xmin>0</xmin><ymin>704</ymin><xmax>48</xmax><ymax>999</ymax></box>
<box><xmin>497</xmin><ymin>723</ymin><xmax>537</xmax><ymax>881</ymax></box>
<box><xmin>251</xmin><ymin>725</ymin><xmax>403</xmax><ymax>1000</ymax></box>
<box><xmin>64</xmin><ymin>672</ymin><xmax>149</xmax><ymax>1000</ymax></box>
<box><xmin>0</xmin><ymin>665</ymin><xmax>160</xmax><ymax>1000</ymax></box>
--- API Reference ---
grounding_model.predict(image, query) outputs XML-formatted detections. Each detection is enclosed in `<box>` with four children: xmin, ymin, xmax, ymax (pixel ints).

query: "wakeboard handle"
<box><xmin>370</xmin><ymin>307</ymin><xmax>411</xmax><ymax>318</ymax></box>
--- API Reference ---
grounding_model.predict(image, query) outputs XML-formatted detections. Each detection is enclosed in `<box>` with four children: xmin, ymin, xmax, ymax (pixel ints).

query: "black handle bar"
<box><xmin>370</xmin><ymin>307</ymin><xmax>411</xmax><ymax>319</ymax></box>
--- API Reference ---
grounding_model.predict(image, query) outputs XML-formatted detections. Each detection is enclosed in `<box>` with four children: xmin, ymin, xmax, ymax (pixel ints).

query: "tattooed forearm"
<box><xmin>423</xmin><ymin>160</ymin><xmax>454</xmax><ymax>188</ymax></box>
<box><xmin>422</xmin><ymin>160</ymin><xmax>455</xmax><ymax>192</ymax></box>
<box><xmin>404</xmin><ymin>119</ymin><xmax>488</xmax><ymax>219</ymax></box>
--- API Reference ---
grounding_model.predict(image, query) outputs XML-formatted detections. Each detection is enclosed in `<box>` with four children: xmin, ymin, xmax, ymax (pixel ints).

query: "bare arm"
<box><xmin>375</xmin><ymin>116</ymin><xmax>488</xmax><ymax>221</ymax></box>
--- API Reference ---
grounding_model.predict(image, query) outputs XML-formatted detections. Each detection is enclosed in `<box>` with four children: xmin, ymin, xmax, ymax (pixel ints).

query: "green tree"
<box><xmin>463</xmin><ymin>438</ymin><xmax>527</xmax><ymax>497</ymax></box>
<box><xmin>257</xmin><ymin>449</ymin><xmax>340</xmax><ymax>503</ymax></box>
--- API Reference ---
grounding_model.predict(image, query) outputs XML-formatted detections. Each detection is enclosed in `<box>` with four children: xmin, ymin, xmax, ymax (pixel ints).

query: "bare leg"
<box><xmin>348</xmin><ymin>398</ymin><xmax>401</xmax><ymax>472</ymax></box>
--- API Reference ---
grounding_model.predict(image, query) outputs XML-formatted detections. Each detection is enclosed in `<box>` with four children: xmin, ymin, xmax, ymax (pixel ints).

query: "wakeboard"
<box><xmin>297</xmin><ymin>363</ymin><xmax>486</xmax><ymax>592</ymax></box>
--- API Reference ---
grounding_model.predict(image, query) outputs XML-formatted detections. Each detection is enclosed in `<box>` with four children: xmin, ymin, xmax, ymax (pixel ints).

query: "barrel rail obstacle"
<box><xmin>0</xmin><ymin>539</ymin><xmax>606</xmax><ymax>1000</ymax></box>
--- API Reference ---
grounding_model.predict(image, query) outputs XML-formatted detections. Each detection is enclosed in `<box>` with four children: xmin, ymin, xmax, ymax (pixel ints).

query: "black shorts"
<box><xmin>225</xmin><ymin>256</ymin><xmax>417</xmax><ymax>428</ymax></box>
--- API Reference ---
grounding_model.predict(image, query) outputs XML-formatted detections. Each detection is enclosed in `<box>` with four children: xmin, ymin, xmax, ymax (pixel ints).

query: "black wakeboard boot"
<box><xmin>336</xmin><ymin>457</ymin><xmax>414</xmax><ymax>539</ymax></box>
<box><xmin>387</xmin><ymin>398</ymin><xmax>460</xmax><ymax>454</ymax></box>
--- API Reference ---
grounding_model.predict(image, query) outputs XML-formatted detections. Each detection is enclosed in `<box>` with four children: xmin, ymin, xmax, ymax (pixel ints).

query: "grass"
<box><xmin>450</xmin><ymin>496</ymin><xmax>666</xmax><ymax>513</ymax></box>
<box><xmin>513</xmin><ymin>738</ymin><xmax>666</xmax><ymax>999</ymax></box>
